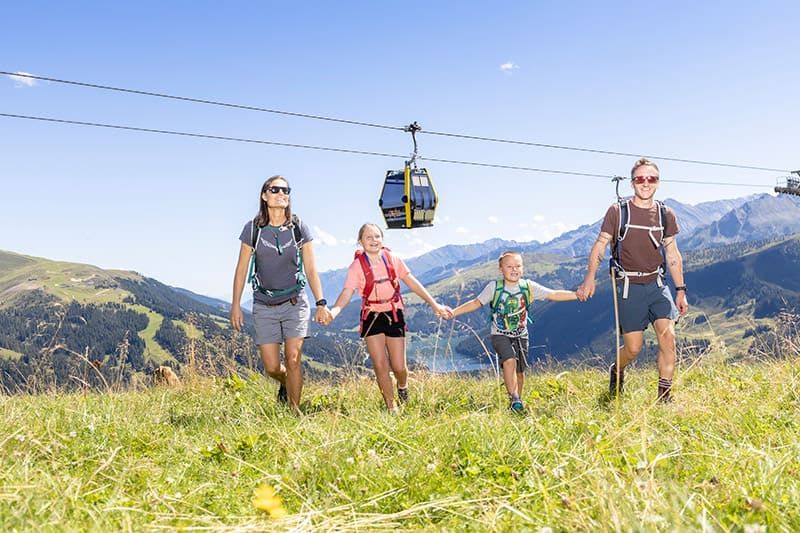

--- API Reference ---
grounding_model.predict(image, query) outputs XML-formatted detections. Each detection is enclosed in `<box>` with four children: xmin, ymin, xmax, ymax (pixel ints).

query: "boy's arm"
<box><xmin>451</xmin><ymin>298</ymin><xmax>482</xmax><ymax>318</ymax></box>
<box><xmin>546</xmin><ymin>290</ymin><xmax>578</xmax><ymax>302</ymax></box>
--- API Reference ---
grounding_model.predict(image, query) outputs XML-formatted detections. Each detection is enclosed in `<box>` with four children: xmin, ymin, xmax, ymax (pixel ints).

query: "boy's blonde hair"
<box><xmin>498</xmin><ymin>250</ymin><xmax>523</xmax><ymax>266</ymax></box>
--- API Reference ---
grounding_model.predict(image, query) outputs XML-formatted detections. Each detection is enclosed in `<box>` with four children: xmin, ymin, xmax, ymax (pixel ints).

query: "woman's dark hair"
<box><xmin>256</xmin><ymin>175</ymin><xmax>292</xmax><ymax>227</ymax></box>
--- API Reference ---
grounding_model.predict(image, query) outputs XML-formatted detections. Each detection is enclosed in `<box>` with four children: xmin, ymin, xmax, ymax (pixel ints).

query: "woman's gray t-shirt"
<box><xmin>239</xmin><ymin>217</ymin><xmax>314</xmax><ymax>305</ymax></box>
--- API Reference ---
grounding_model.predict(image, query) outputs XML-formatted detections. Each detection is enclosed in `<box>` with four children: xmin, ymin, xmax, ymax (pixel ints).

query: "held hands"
<box><xmin>315</xmin><ymin>305</ymin><xmax>333</xmax><ymax>326</ymax></box>
<box><xmin>576</xmin><ymin>278</ymin><xmax>596</xmax><ymax>302</ymax></box>
<box><xmin>432</xmin><ymin>303</ymin><xmax>454</xmax><ymax>320</ymax></box>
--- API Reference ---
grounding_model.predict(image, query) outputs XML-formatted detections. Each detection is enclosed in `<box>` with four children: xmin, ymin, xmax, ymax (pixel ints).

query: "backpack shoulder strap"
<box><xmin>490</xmin><ymin>279</ymin><xmax>505</xmax><ymax>311</ymax></box>
<box><xmin>618</xmin><ymin>199</ymin><xmax>630</xmax><ymax>240</ymax></box>
<box><xmin>355</xmin><ymin>250</ymin><xmax>374</xmax><ymax>298</ymax></box>
<box><xmin>290</xmin><ymin>214</ymin><xmax>303</xmax><ymax>245</ymax></box>
<box><xmin>519</xmin><ymin>279</ymin><xmax>533</xmax><ymax>308</ymax></box>
<box><xmin>657</xmin><ymin>201</ymin><xmax>668</xmax><ymax>242</ymax></box>
<box><xmin>250</xmin><ymin>217</ymin><xmax>260</xmax><ymax>248</ymax></box>
<box><xmin>380</xmin><ymin>247</ymin><xmax>399</xmax><ymax>285</ymax></box>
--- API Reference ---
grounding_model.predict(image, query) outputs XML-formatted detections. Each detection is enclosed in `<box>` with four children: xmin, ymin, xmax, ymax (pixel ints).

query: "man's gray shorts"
<box><xmin>491</xmin><ymin>335</ymin><xmax>529</xmax><ymax>373</ymax></box>
<box><xmin>252</xmin><ymin>294</ymin><xmax>310</xmax><ymax>345</ymax></box>
<box><xmin>617</xmin><ymin>282</ymin><xmax>678</xmax><ymax>334</ymax></box>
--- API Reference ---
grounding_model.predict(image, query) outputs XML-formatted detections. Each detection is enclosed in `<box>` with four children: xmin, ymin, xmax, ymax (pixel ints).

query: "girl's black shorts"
<box><xmin>360</xmin><ymin>310</ymin><xmax>406</xmax><ymax>338</ymax></box>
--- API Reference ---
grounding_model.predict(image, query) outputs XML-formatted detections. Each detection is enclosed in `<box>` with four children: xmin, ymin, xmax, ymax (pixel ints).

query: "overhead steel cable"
<box><xmin>0</xmin><ymin>112</ymin><xmax>775</xmax><ymax>188</ymax></box>
<box><xmin>420</xmin><ymin>130</ymin><xmax>791</xmax><ymax>173</ymax></box>
<box><xmin>2</xmin><ymin>71</ymin><xmax>791</xmax><ymax>174</ymax></box>
<box><xmin>0</xmin><ymin>71</ymin><xmax>404</xmax><ymax>132</ymax></box>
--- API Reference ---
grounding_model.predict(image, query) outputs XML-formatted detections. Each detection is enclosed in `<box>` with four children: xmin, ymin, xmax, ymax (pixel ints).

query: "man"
<box><xmin>576</xmin><ymin>158</ymin><xmax>689</xmax><ymax>402</ymax></box>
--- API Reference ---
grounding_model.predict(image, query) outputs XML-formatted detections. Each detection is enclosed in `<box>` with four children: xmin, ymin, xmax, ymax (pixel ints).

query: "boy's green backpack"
<box><xmin>489</xmin><ymin>279</ymin><xmax>534</xmax><ymax>332</ymax></box>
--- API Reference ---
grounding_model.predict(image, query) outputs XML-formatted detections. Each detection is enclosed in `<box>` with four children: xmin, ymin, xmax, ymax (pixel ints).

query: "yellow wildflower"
<box><xmin>253</xmin><ymin>483</ymin><xmax>288</xmax><ymax>518</ymax></box>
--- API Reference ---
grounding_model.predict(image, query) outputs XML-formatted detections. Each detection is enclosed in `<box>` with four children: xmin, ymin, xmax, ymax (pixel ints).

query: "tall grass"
<box><xmin>1</xmin><ymin>355</ymin><xmax>798</xmax><ymax>531</ymax></box>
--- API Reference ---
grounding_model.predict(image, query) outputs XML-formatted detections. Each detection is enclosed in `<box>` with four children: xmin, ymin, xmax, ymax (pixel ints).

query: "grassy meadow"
<box><xmin>2</xmin><ymin>356</ymin><xmax>799</xmax><ymax>531</ymax></box>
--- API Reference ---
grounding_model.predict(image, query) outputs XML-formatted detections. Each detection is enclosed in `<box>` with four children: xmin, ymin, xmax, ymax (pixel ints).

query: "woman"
<box><xmin>231</xmin><ymin>175</ymin><xmax>331</xmax><ymax>414</ymax></box>
<box><xmin>324</xmin><ymin>223</ymin><xmax>448</xmax><ymax>412</ymax></box>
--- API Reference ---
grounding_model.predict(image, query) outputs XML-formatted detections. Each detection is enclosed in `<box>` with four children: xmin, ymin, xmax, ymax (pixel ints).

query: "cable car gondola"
<box><xmin>775</xmin><ymin>170</ymin><xmax>800</xmax><ymax>197</ymax></box>
<box><xmin>379</xmin><ymin>122</ymin><xmax>438</xmax><ymax>229</ymax></box>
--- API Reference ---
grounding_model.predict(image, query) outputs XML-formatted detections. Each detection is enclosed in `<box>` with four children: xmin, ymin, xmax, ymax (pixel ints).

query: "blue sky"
<box><xmin>2</xmin><ymin>1</ymin><xmax>798</xmax><ymax>300</ymax></box>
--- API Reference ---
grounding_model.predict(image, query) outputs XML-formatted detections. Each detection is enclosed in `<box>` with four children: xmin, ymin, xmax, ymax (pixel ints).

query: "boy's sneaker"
<box><xmin>510</xmin><ymin>398</ymin><xmax>525</xmax><ymax>413</ymax></box>
<box><xmin>609</xmin><ymin>363</ymin><xmax>624</xmax><ymax>397</ymax></box>
<box><xmin>397</xmin><ymin>386</ymin><xmax>409</xmax><ymax>403</ymax></box>
<box><xmin>277</xmin><ymin>383</ymin><xmax>288</xmax><ymax>404</ymax></box>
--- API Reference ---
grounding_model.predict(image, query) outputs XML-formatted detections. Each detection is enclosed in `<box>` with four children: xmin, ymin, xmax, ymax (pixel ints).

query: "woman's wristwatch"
<box><xmin>674</xmin><ymin>286</ymin><xmax>687</xmax><ymax>293</ymax></box>
<box><xmin>315</xmin><ymin>298</ymin><xmax>327</xmax><ymax>307</ymax></box>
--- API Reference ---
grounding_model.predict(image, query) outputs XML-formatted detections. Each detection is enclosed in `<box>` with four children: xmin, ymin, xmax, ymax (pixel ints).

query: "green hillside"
<box><xmin>0</xmin><ymin>251</ymin><xmax>238</xmax><ymax>390</ymax></box>
<box><xmin>1</xmin><ymin>357</ymin><xmax>798</xmax><ymax>530</ymax></box>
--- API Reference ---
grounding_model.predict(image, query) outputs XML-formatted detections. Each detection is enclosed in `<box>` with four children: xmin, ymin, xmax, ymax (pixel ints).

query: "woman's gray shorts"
<box><xmin>252</xmin><ymin>293</ymin><xmax>310</xmax><ymax>345</ymax></box>
<box><xmin>617</xmin><ymin>282</ymin><xmax>678</xmax><ymax>333</ymax></box>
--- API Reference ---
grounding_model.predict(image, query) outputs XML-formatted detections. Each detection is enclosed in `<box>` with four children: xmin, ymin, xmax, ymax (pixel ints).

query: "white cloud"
<box><xmin>537</xmin><ymin>222</ymin><xmax>573</xmax><ymax>242</ymax></box>
<box><xmin>533</xmin><ymin>215</ymin><xmax>545</xmax><ymax>222</ymax></box>
<box><xmin>518</xmin><ymin>222</ymin><xmax>530</xmax><ymax>228</ymax></box>
<box><xmin>487</xmin><ymin>216</ymin><xmax>499</xmax><ymax>224</ymax></box>
<box><xmin>455</xmin><ymin>226</ymin><xmax>469</xmax><ymax>234</ymax></box>
<box><xmin>499</xmin><ymin>62</ymin><xmax>519</xmax><ymax>73</ymax></box>
<box><xmin>7</xmin><ymin>71</ymin><xmax>37</xmax><ymax>88</ymax></box>
<box><xmin>312</xmin><ymin>225</ymin><xmax>339</xmax><ymax>247</ymax></box>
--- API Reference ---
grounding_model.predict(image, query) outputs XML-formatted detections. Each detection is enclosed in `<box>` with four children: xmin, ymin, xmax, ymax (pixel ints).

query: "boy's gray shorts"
<box><xmin>491</xmin><ymin>335</ymin><xmax>529</xmax><ymax>373</ymax></box>
<box><xmin>617</xmin><ymin>282</ymin><xmax>678</xmax><ymax>334</ymax></box>
<box><xmin>252</xmin><ymin>294</ymin><xmax>310</xmax><ymax>345</ymax></box>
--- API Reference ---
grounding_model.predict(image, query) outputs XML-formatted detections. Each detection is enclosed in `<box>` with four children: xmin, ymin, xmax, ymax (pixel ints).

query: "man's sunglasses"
<box><xmin>265</xmin><ymin>185</ymin><xmax>291</xmax><ymax>195</ymax></box>
<box><xmin>633</xmin><ymin>175</ymin><xmax>659</xmax><ymax>184</ymax></box>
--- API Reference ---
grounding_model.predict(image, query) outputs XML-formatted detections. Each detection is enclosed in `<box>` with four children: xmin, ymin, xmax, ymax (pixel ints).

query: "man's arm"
<box><xmin>576</xmin><ymin>232</ymin><xmax>611</xmax><ymax>301</ymax></box>
<box><xmin>663</xmin><ymin>236</ymin><xmax>688</xmax><ymax>315</ymax></box>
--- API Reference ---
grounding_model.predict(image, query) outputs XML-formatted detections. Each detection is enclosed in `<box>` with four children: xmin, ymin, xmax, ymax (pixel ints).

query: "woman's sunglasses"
<box><xmin>265</xmin><ymin>185</ymin><xmax>291</xmax><ymax>195</ymax></box>
<box><xmin>632</xmin><ymin>175</ymin><xmax>659</xmax><ymax>184</ymax></box>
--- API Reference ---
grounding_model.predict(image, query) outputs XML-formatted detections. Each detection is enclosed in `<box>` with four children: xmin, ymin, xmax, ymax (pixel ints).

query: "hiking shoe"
<box><xmin>657</xmin><ymin>385</ymin><xmax>673</xmax><ymax>403</ymax></box>
<box><xmin>609</xmin><ymin>363</ymin><xmax>624</xmax><ymax>397</ymax></box>
<box><xmin>510</xmin><ymin>399</ymin><xmax>525</xmax><ymax>413</ymax></box>
<box><xmin>277</xmin><ymin>383</ymin><xmax>288</xmax><ymax>404</ymax></box>
<box><xmin>397</xmin><ymin>386</ymin><xmax>409</xmax><ymax>403</ymax></box>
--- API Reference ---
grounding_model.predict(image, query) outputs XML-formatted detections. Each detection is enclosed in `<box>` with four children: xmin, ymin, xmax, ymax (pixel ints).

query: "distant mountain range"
<box><xmin>316</xmin><ymin>193</ymin><xmax>798</xmax><ymax>293</ymax></box>
<box><xmin>2</xmin><ymin>192</ymin><xmax>799</xmax><ymax>389</ymax></box>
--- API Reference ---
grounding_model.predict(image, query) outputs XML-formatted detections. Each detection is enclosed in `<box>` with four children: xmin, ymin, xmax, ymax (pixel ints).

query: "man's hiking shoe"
<box><xmin>277</xmin><ymin>383</ymin><xmax>288</xmax><ymax>404</ymax></box>
<box><xmin>397</xmin><ymin>386</ymin><xmax>409</xmax><ymax>403</ymax></box>
<box><xmin>609</xmin><ymin>363</ymin><xmax>624</xmax><ymax>397</ymax></box>
<box><xmin>510</xmin><ymin>399</ymin><xmax>525</xmax><ymax>413</ymax></box>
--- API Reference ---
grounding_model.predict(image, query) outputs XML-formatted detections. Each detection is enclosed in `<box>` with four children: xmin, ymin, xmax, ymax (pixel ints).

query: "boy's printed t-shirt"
<box><xmin>344</xmin><ymin>253</ymin><xmax>410</xmax><ymax>313</ymax></box>
<box><xmin>477</xmin><ymin>279</ymin><xmax>554</xmax><ymax>337</ymax></box>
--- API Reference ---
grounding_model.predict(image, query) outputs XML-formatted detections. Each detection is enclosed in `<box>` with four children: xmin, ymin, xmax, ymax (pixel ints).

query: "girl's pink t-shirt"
<box><xmin>344</xmin><ymin>252</ymin><xmax>410</xmax><ymax>313</ymax></box>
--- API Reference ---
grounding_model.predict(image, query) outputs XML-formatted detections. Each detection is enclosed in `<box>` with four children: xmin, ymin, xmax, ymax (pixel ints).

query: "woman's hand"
<box><xmin>230</xmin><ymin>306</ymin><xmax>244</xmax><ymax>331</ymax></box>
<box><xmin>315</xmin><ymin>305</ymin><xmax>333</xmax><ymax>326</ymax></box>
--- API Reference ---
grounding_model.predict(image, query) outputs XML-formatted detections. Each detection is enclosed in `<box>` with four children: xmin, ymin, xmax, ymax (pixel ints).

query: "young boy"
<box><xmin>446</xmin><ymin>251</ymin><xmax>578</xmax><ymax>412</ymax></box>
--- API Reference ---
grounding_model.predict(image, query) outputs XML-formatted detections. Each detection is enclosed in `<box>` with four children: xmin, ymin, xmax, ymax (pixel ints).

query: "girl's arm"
<box><xmin>329</xmin><ymin>287</ymin><xmax>356</xmax><ymax>321</ymax></box>
<box><xmin>546</xmin><ymin>290</ymin><xmax>578</xmax><ymax>302</ymax></box>
<box><xmin>230</xmin><ymin>242</ymin><xmax>252</xmax><ymax>331</ymax></box>
<box><xmin>402</xmin><ymin>273</ymin><xmax>446</xmax><ymax>315</ymax></box>
<box><xmin>451</xmin><ymin>298</ymin><xmax>482</xmax><ymax>318</ymax></box>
